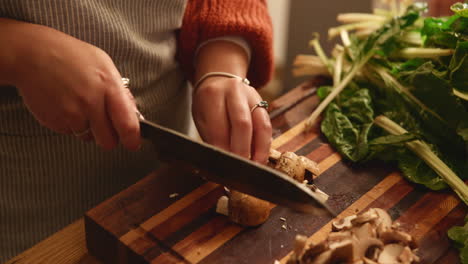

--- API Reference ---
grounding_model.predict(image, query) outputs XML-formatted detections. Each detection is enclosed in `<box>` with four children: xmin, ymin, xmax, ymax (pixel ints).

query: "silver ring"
<box><xmin>73</xmin><ymin>127</ymin><xmax>91</xmax><ymax>137</ymax></box>
<box><xmin>250</xmin><ymin>100</ymin><xmax>269</xmax><ymax>113</ymax></box>
<box><xmin>122</xmin><ymin>77</ymin><xmax>130</xmax><ymax>88</ymax></box>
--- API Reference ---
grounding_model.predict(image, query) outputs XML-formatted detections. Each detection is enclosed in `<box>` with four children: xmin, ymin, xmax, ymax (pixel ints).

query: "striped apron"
<box><xmin>0</xmin><ymin>0</ymin><xmax>190</xmax><ymax>260</ymax></box>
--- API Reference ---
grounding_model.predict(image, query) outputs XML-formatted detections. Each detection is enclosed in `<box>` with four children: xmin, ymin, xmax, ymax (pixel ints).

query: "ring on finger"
<box><xmin>250</xmin><ymin>100</ymin><xmax>269</xmax><ymax>113</ymax></box>
<box><xmin>122</xmin><ymin>77</ymin><xmax>130</xmax><ymax>88</ymax></box>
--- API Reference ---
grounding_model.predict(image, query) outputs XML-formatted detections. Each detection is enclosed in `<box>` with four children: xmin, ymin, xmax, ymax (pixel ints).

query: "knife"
<box><xmin>139</xmin><ymin>117</ymin><xmax>335</xmax><ymax>216</ymax></box>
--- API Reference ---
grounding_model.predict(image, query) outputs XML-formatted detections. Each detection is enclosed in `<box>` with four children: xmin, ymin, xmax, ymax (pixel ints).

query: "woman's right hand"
<box><xmin>1</xmin><ymin>19</ymin><xmax>140</xmax><ymax>151</ymax></box>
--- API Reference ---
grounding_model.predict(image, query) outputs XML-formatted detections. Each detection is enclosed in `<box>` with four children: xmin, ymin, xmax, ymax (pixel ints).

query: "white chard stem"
<box><xmin>305</xmin><ymin>56</ymin><xmax>367</xmax><ymax>129</ymax></box>
<box><xmin>453</xmin><ymin>89</ymin><xmax>468</xmax><ymax>101</ymax></box>
<box><xmin>337</xmin><ymin>13</ymin><xmax>388</xmax><ymax>23</ymax></box>
<box><xmin>309</xmin><ymin>35</ymin><xmax>333</xmax><ymax>74</ymax></box>
<box><xmin>394</xmin><ymin>48</ymin><xmax>454</xmax><ymax>59</ymax></box>
<box><xmin>374</xmin><ymin>115</ymin><xmax>468</xmax><ymax>205</ymax></box>
<box><xmin>340</xmin><ymin>30</ymin><xmax>352</xmax><ymax>47</ymax></box>
<box><xmin>329</xmin><ymin>21</ymin><xmax>382</xmax><ymax>39</ymax></box>
<box><xmin>333</xmin><ymin>50</ymin><xmax>344</xmax><ymax>86</ymax></box>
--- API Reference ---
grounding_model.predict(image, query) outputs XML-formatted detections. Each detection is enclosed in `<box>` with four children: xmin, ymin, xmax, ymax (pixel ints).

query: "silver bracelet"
<box><xmin>193</xmin><ymin>72</ymin><xmax>250</xmax><ymax>92</ymax></box>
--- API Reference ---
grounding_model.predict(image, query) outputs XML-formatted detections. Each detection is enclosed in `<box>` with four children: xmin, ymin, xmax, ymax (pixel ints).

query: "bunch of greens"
<box><xmin>293</xmin><ymin>2</ymin><xmax>468</xmax><ymax>258</ymax></box>
<box><xmin>293</xmin><ymin>1</ymin><xmax>468</xmax><ymax>203</ymax></box>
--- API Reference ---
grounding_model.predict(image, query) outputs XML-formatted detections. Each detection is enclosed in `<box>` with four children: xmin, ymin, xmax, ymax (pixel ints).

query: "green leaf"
<box><xmin>321</xmin><ymin>88</ymin><xmax>375</xmax><ymax>162</ymax></box>
<box><xmin>451</xmin><ymin>16</ymin><xmax>468</xmax><ymax>36</ymax></box>
<box><xmin>321</xmin><ymin>104</ymin><xmax>373</xmax><ymax>162</ymax></box>
<box><xmin>450</xmin><ymin>41</ymin><xmax>468</xmax><ymax>93</ymax></box>
<box><xmin>317</xmin><ymin>86</ymin><xmax>332</xmax><ymax>100</ymax></box>
<box><xmin>356</xmin><ymin>3</ymin><xmax>425</xmax><ymax>60</ymax></box>
<box><xmin>397</xmin><ymin>149</ymin><xmax>448</xmax><ymax>190</ymax></box>
<box><xmin>400</xmin><ymin>61</ymin><xmax>468</xmax><ymax>130</ymax></box>
<box><xmin>448</xmin><ymin>226</ymin><xmax>468</xmax><ymax>249</ymax></box>
<box><xmin>448</xmin><ymin>215</ymin><xmax>468</xmax><ymax>264</ymax></box>
<box><xmin>421</xmin><ymin>17</ymin><xmax>459</xmax><ymax>48</ymax></box>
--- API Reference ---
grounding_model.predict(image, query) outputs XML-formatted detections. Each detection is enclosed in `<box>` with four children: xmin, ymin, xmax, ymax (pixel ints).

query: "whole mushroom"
<box><xmin>216</xmin><ymin>149</ymin><xmax>326</xmax><ymax>227</ymax></box>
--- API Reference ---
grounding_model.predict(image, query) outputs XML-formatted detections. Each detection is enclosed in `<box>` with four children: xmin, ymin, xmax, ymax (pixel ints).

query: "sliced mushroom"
<box><xmin>363</xmin><ymin>257</ymin><xmax>379</xmax><ymax>264</ymax></box>
<box><xmin>332</xmin><ymin>215</ymin><xmax>357</xmax><ymax>231</ymax></box>
<box><xmin>377</xmin><ymin>244</ymin><xmax>405</xmax><ymax>264</ymax></box>
<box><xmin>398</xmin><ymin>246</ymin><xmax>420</xmax><ymax>263</ymax></box>
<box><xmin>328</xmin><ymin>231</ymin><xmax>352</xmax><ymax>243</ymax></box>
<box><xmin>215</xmin><ymin>195</ymin><xmax>229</xmax><ymax>216</ymax></box>
<box><xmin>270</xmin><ymin>150</ymin><xmax>320</xmax><ymax>183</ymax></box>
<box><xmin>352</xmin><ymin>209</ymin><xmax>379</xmax><ymax>226</ymax></box>
<box><xmin>328</xmin><ymin>239</ymin><xmax>355</xmax><ymax>263</ymax></box>
<box><xmin>367</xmin><ymin>248</ymin><xmax>381</xmax><ymax>262</ymax></box>
<box><xmin>352</xmin><ymin>223</ymin><xmax>376</xmax><ymax>241</ymax></box>
<box><xmin>353</xmin><ymin>237</ymin><xmax>383</xmax><ymax>262</ymax></box>
<box><xmin>373</xmin><ymin>208</ymin><xmax>393</xmax><ymax>235</ymax></box>
<box><xmin>275</xmin><ymin>151</ymin><xmax>307</xmax><ymax>182</ymax></box>
<box><xmin>294</xmin><ymin>235</ymin><xmax>309</xmax><ymax>256</ymax></box>
<box><xmin>310</xmin><ymin>249</ymin><xmax>333</xmax><ymax>264</ymax></box>
<box><xmin>379</xmin><ymin>229</ymin><xmax>414</xmax><ymax>247</ymax></box>
<box><xmin>287</xmin><ymin>208</ymin><xmax>418</xmax><ymax>264</ymax></box>
<box><xmin>301</xmin><ymin>241</ymin><xmax>329</xmax><ymax>261</ymax></box>
<box><xmin>306</xmin><ymin>239</ymin><xmax>354</xmax><ymax>264</ymax></box>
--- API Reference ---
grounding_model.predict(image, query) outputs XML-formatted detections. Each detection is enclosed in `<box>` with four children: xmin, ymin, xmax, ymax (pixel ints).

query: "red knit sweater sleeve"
<box><xmin>177</xmin><ymin>0</ymin><xmax>273</xmax><ymax>88</ymax></box>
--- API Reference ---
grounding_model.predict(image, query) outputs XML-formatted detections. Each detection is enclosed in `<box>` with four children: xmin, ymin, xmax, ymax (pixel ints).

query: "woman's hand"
<box><xmin>192</xmin><ymin>40</ymin><xmax>272</xmax><ymax>163</ymax></box>
<box><xmin>0</xmin><ymin>19</ymin><xmax>140</xmax><ymax>151</ymax></box>
<box><xmin>192</xmin><ymin>76</ymin><xmax>272</xmax><ymax>163</ymax></box>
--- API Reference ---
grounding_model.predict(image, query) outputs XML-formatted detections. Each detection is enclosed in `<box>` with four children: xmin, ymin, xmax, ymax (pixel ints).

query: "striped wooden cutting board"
<box><xmin>85</xmin><ymin>78</ymin><xmax>466</xmax><ymax>264</ymax></box>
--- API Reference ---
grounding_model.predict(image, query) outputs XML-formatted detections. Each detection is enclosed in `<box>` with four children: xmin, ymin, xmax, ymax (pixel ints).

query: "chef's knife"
<box><xmin>139</xmin><ymin>118</ymin><xmax>334</xmax><ymax>215</ymax></box>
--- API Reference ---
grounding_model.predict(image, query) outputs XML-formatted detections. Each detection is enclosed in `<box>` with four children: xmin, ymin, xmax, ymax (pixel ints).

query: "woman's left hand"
<box><xmin>192</xmin><ymin>76</ymin><xmax>272</xmax><ymax>163</ymax></box>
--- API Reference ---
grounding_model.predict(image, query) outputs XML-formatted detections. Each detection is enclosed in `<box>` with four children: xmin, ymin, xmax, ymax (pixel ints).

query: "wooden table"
<box><xmin>6</xmin><ymin>79</ymin><xmax>466</xmax><ymax>264</ymax></box>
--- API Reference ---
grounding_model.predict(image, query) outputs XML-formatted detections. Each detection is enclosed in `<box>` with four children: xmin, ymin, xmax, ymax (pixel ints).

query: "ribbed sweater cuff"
<box><xmin>177</xmin><ymin>0</ymin><xmax>273</xmax><ymax>88</ymax></box>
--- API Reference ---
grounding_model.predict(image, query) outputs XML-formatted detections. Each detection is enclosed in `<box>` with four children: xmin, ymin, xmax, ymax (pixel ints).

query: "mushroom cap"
<box><xmin>275</xmin><ymin>152</ymin><xmax>306</xmax><ymax>181</ymax></box>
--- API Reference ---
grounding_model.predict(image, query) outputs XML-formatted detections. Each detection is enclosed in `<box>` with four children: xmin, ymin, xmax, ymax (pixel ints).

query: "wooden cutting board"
<box><xmin>85</xmin><ymin>78</ymin><xmax>466</xmax><ymax>264</ymax></box>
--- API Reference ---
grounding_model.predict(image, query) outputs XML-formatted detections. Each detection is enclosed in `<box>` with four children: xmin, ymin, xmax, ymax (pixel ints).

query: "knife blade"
<box><xmin>139</xmin><ymin>118</ymin><xmax>334</xmax><ymax>215</ymax></box>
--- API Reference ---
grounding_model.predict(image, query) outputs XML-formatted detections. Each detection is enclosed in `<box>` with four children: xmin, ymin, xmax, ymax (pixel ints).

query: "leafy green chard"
<box><xmin>295</xmin><ymin>1</ymin><xmax>468</xmax><ymax>261</ymax></box>
<box><xmin>298</xmin><ymin>2</ymin><xmax>468</xmax><ymax>202</ymax></box>
<box><xmin>304</xmin><ymin>3</ymin><xmax>427</xmax><ymax>128</ymax></box>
